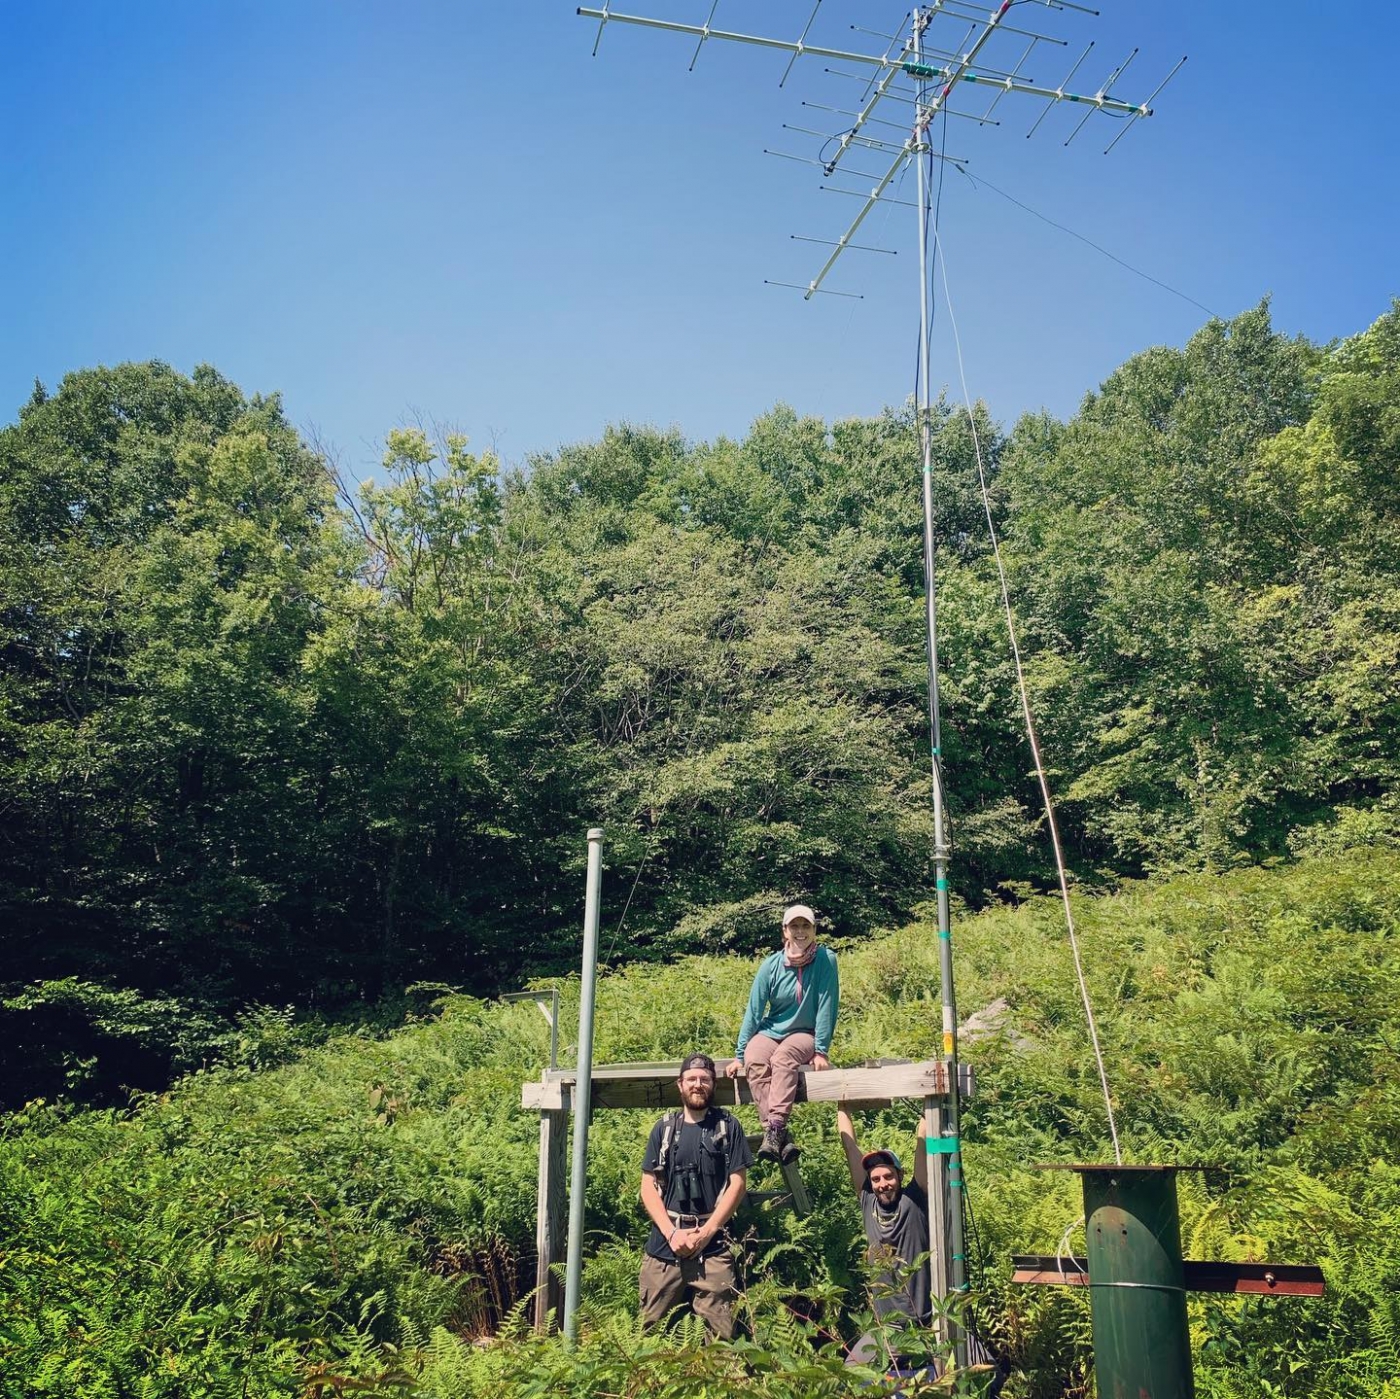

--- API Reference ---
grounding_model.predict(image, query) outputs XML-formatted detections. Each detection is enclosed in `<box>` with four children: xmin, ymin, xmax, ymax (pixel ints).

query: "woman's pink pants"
<box><xmin>743</xmin><ymin>1031</ymin><xmax>816</xmax><ymax>1128</ymax></box>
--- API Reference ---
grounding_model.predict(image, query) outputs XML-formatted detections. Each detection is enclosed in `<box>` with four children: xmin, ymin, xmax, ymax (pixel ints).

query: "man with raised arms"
<box><xmin>837</xmin><ymin>1107</ymin><xmax>1002</xmax><ymax>1382</ymax></box>
<box><xmin>836</xmin><ymin>1105</ymin><xmax>933</xmax><ymax>1368</ymax></box>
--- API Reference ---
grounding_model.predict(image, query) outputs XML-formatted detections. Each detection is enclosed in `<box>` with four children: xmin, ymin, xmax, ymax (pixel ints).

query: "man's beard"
<box><xmin>682</xmin><ymin>1084</ymin><xmax>714</xmax><ymax>1110</ymax></box>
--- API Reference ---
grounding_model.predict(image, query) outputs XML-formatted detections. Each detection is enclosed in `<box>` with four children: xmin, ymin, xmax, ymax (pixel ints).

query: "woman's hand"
<box><xmin>812</xmin><ymin>1052</ymin><xmax>832</xmax><ymax>1071</ymax></box>
<box><xmin>724</xmin><ymin>1058</ymin><xmax>743</xmax><ymax>1078</ymax></box>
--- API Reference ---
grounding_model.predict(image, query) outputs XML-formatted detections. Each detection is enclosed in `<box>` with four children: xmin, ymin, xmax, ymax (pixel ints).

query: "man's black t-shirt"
<box><xmin>859</xmin><ymin>1178</ymin><xmax>931</xmax><ymax>1325</ymax></box>
<box><xmin>641</xmin><ymin>1107</ymin><xmax>752</xmax><ymax>1261</ymax></box>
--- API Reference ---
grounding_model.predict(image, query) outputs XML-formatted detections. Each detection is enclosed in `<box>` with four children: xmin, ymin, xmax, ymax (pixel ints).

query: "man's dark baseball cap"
<box><xmin>679</xmin><ymin>1052</ymin><xmax>717</xmax><ymax>1078</ymax></box>
<box><xmin>862</xmin><ymin>1148</ymin><xmax>904</xmax><ymax>1174</ymax></box>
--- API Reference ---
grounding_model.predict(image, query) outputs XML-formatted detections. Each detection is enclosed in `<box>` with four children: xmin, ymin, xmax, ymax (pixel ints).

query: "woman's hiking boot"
<box><xmin>757</xmin><ymin>1125</ymin><xmax>783</xmax><ymax>1162</ymax></box>
<box><xmin>777</xmin><ymin>1124</ymin><xmax>801</xmax><ymax>1165</ymax></box>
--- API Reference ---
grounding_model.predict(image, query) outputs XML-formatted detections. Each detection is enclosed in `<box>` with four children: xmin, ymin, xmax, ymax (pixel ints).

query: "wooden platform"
<box><xmin>524</xmin><ymin>1055</ymin><xmax>973</xmax><ymax>1332</ymax></box>
<box><xmin>521</xmin><ymin>1057</ymin><xmax>974</xmax><ymax>1113</ymax></box>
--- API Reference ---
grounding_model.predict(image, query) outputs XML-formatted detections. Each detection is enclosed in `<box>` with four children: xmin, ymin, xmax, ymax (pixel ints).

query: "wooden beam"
<box><xmin>521</xmin><ymin>1058</ymin><xmax>971</xmax><ymax>1111</ymax></box>
<box><xmin>533</xmin><ymin>1108</ymin><xmax>567</xmax><ymax>1332</ymax></box>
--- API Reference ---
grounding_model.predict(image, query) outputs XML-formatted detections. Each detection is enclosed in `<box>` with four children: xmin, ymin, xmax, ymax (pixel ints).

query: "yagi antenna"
<box><xmin>575</xmin><ymin>1</ymin><xmax>1184</xmax><ymax>1372</ymax></box>
<box><xmin>686</xmin><ymin>1</ymin><xmax>719</xmax><ymax>71</ymax></box>
<box><xmin>579</xmin><ymin>4</ymin><xmax>1180</xmax><ymax>299</ymax></box>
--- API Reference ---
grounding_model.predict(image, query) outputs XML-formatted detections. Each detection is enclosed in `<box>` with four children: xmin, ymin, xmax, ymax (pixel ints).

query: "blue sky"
<box><xmin>3</xmin><ymin>2</ymin><xmax>1395</xmax><ymax>478</ymax></box>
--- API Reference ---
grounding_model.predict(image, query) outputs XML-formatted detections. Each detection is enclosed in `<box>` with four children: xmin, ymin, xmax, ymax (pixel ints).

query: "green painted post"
<box><xmin>1077</xmin><ymin>1166</ymin><xmax>1194</xmax><ymax>1399</ymax></box>
<box><xmin>562</xmin><ymin>827</ymin><xmax>604</xmax><ymax>1344</ymax></box>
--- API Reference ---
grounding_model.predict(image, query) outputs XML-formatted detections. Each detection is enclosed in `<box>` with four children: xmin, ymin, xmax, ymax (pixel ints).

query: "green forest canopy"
<box><xmin>1</xmin><ymin>301</ymin><xmax>1398</xmax><ymax>1105</ymax></box>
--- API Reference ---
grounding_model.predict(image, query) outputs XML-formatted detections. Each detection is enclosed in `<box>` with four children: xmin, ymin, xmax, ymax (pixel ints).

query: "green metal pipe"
<box><xmin>562</xmin><ymin>827</ymin><xmax>604</xmax><ymax>1344</ymax></box>
<box><xmin>1078</xmin><ymin>1166</ymin><xmax>1194</xmax><ymax>1399</ymax></box>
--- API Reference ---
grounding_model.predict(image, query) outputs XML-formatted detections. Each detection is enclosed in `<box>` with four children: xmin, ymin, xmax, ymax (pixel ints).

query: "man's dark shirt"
<box><xmin>859</xmin><ymin>1178</ymin><xmax>931</xmax><ymax>1325</ymax></box>
<box><xmin>641</xmin><ymin>1107</ymin><xmax>752</xmax><ymax>1261</ymax></box>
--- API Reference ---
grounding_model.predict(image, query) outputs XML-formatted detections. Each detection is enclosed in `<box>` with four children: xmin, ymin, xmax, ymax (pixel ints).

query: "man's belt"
<box><xmin>667</xmin><ymin>1210</ymin><xmax>713</xmax><ymax>1227</ymax></box>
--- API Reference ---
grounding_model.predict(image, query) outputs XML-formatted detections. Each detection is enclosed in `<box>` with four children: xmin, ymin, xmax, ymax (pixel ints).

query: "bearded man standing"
<box><xmin>638</xmin><ymin>1052</ymin><xmax>753</xmax><ymax>1339</ymax></box>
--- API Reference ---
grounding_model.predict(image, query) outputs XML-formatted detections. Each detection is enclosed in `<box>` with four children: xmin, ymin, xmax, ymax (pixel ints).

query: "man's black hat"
<box><xmin>679</xmin><ymin>1051</ymin><xmax>717</xmax><ymax>1078</ymax></box>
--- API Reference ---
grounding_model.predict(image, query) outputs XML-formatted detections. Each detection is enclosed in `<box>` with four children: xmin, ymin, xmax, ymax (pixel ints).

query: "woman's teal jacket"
<box><xmin>735</xmin><ymin>946</ymin><xmax>839</xmax><ymax>1057</ymax></box>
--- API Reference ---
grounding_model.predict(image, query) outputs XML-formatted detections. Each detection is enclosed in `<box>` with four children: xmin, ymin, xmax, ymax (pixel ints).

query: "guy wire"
<box><xmin>928</xmin><ymin>214</ymin><xmax>1124</xmax><ymax>1165</ymax></box>
<box><xmin>952</xmin><ymin>164</ymin><xmax>1219</xmax><ymax>320</ymax></box>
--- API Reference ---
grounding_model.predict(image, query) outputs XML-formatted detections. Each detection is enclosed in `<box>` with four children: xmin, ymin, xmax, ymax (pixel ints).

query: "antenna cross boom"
<box><xmin>579</xmin><ymin>2</ymin><xmax>1173</xmax><ymax>297</ymax></box>
<box><xmin>578</xmin><ymin>6</ymin><xmax>1151</xmax><ymax>116</ymax></box>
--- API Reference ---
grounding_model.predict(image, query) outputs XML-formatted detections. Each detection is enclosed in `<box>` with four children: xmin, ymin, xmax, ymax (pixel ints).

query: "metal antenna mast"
<box><xmin>577</xmin><ymin>0</ymin><xmax>1181</xmax><ymax>1374</ymax></box>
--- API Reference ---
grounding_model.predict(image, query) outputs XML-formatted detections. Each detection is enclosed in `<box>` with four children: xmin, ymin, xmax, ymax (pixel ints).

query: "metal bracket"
<box><xmin>502</xmin><ymin>988</ymin><xmax>560</xmax><ymax>1071</ymax></box>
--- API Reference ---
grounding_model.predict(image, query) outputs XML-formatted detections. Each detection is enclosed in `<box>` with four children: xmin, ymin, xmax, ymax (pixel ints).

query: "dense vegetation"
<box><xmin>1</xmin><ymin>302</ymin><xmax>1397</xmax><ymax>1393</ymax></box>
<box><xmin>2</xmin><ymin>852</ymin><xmax>1396</xmax><ymax>1396</ymax></box>
<box><xmin>2</xmin><ymin>302</ymin><xmax>1398</xmax><ymax>1106</ymax></box>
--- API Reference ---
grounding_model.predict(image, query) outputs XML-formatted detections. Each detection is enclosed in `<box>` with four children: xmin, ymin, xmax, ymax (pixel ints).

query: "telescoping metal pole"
<box><xmin>562</xmin><ymin>827</ymin><xmax>605</xmax><ymax>1343</ymax></box>
<box><xmin>912</xmin><ymin>7</ymin><xmax>970</xmax><ymax>1373</ymax></box>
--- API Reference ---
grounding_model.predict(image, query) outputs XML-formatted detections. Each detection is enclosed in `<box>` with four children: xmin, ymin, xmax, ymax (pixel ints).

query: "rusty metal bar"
<box><xmin>1013</xmin><ymin>1256</ymin><xmax>1325</xmax><ymax>1298</ymax></box>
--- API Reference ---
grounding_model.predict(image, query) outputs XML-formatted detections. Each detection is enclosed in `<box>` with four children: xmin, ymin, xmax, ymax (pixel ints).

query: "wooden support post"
<box><xmin>924</xmin><ymin>1095</ymin><xmax>951</xmax><ymax>1344</ymax></box>
<box><xmin>525</xmin><ymin>1057</ymin><xmax>975</xmax><ymax>1323</ymax></box>
<box><xmin>779</xmin><ymin>1155</ymin><xmax>813</xmax><ymax>1216</ymax></box>
<box><xmin>534</xmin><ymin>1107</ymin><xmax>568</xmax><ymax>1332</ymax></box>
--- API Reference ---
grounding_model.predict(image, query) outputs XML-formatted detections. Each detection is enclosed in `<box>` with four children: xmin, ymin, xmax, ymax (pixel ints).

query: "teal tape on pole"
<box><xmin>936</xmin><ymin>878</ymin><xmax>948</xmax><ymax>891</ymax></box>
<box><xmin>925</xmin><ymin>1136</ymin><xmax>961</xmax><ymax>1155</ymax></box>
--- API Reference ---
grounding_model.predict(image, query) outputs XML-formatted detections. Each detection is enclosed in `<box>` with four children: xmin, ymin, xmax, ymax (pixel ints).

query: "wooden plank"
<box><xmin>779</xmin><ymin>1157</ymin><xmax>812</xmax><ymax>1216</ymax></box>
<box><xmin>533</xmin><ymin>1108</ymin><xmax>568</xmax><ymax>1332</ymax></box>
<box><xmin>745</xmin><ymin>1188</ymin><xmax>794</xmax><ymax>1207</ymax></box>
<box><xmin>522</xmin><ymin>1058</ymin><xmax>970</xmax><ymax>1111</ymax></box>
<box><xmin>1011</xmin><ymin>1256</ymin><xmax>1090</xmax><ymax>1287</ymax></box>
<box><xmin>743</xmin><ymin>1131</ymin><xmax>810</xmax><ymax>1214</ymax></box>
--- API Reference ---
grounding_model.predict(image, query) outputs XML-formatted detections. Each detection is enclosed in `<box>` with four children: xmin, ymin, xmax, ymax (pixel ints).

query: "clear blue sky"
<box><xmin>3</xmin><ymin>2</ymin><xmax>1395</xmax><ymax>476</ymax></box>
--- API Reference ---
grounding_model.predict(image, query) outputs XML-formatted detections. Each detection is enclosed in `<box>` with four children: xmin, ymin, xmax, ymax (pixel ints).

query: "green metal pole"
<box><xmin>563</xmin><ymin>827</ymin><xmax>604</xmax><ymax>1344</ymax></box>
<box><xmin>1077</xmin><ymin>1166</ymin><xmax>1194</xmax><ymax>1399</ymax></box>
